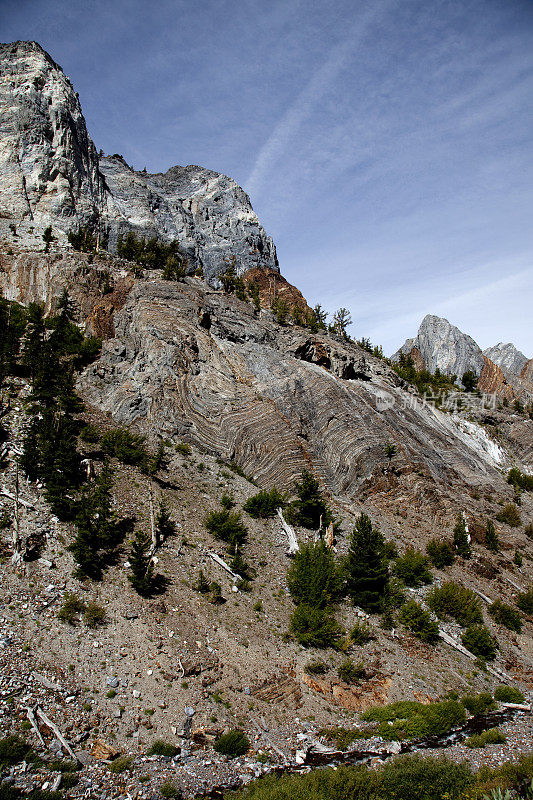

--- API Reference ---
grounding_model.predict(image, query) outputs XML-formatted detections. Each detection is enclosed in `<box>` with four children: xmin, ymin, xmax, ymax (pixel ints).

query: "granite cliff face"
<box><xmin>0</xmin><ymin>41</ymin><xmax>278</xmax><ymax>283</ymax></box>
<box><xmin>392</xmin><ymin>314</ymin><xmax>486</xmax><ymax>381</ymax></box>
<box><xmin>483</xmin><ymin>342</ymin><xmax>528</xmax><ymax>380</ymax></box>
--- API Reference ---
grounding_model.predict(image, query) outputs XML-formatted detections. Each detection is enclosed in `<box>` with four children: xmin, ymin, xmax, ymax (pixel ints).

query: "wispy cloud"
<box><xmin>245</xmin><ymin>1</ymin><xmax>391</xmax><ymax>196</ymax></box>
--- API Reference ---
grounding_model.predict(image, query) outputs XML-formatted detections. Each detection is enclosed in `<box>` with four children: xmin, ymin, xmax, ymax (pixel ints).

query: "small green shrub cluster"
<box><xmin>243</xmin><ymin>487</ymin><xmax>286</xmax><ymax>518</ymax></box>
<box><xmin>495</xmin><ymin>503</ymin><xmax>522</xmax><ymax>527</ymax></box>
<box><xmin>160</xmin><ymin>779</ymin><xmax>182</xmax><ymax>798</ymax></box>
<box><xmin>465</xmin><ymin>728</ymin><xmax>506</xmax><ymax>748</ymax></box>
<box><xmin>350</xmin><ymin>619</ymin><xmax>374</xmax><ymax>645</ymax></box>
<box><xmin>338</xmin><ymin>659</ymin><xmax>365</xmax><ymax>684</ymax></box>
<box><xmin>304</xmin><ymin>659</ymin><xmax>328</xmax><ymax>675</ymax></box>
<box><xmin>461</xmin><ymin>692</ymin><xmax>495</xmax><ymax>715</ymax></box>
<box><xmin>461</xmin><ymin>624</ymin><xmax>498</xmax><ymax>661</ymax></box>
<box><xmin>147</xmin><ymin>739</ymin><xmax>179</xmax><ymax>757</ymax></box>
<box><xmin>108</xmin><ymin>754</ymin><xmax>133</xmax><ymax>773</ymax></box>
<box><xmin>58</xmin><ymin>595</ymin><xmax>106</xmax><ymax>628</ymax></box>
<box><xmin>318</xmin><ymin>727</ymin><xmax>369</xmax><ymax>749</ymax></box>
<box><xmin>204</xmin><ymin>509</ymin><xmax>248</xmax><ymax>548</ymax></box>
<box><xmin>516</xmin><ymin>586</ymin><xmax>533</xmax><ymax>615</ymax></box>
<box><xmin>290</xmin><ymin>604</ymin><xmax>343</xmax><ymax>648</ymax></box>
<box><xmin>0</xmin><ymin>736</ymin><xmax>34</xmax><ymax>767</ymax></box>
<box><xmin>426</xmin><ymin>539</ymin><xmax>455</xmax><ymax>568</ymax></box>
<box><xmin>361</xmin><ymin>699</ymin><xmax>466</xmax><ymax>740</ymax></box>
<box><xmin>398</xmin><ymin>600</ymin><xmax>439</xmax><ymax>643</ymax></box>
<box><xmin>427</xmin><ymin>582</ymin><xmax>483</xmax><ymax>626</ymax></box>
<box><xmin>489</xmin><ymin>600</ymin><xmax>522</xmax><ymax>632</ymax></box>
<box><xmin>393</xmin><ymin>548</ymin><xmax>433</xmax><ymax>587</ymax></box>
<box><xmin>213</xmin><ymin>729</ymin><xmax>250</xmax><ymax>757</ymax></box>
<box><xmin>117</xmin><ymin>232</ymin><xmax>183</xmax><ymax>273</ymax></box>
<box><xmin>101</xmin><ymin>427</ymin><xmax>149</xmax><ymax>468</ymax></box>
<box><xmin>288</xmin><ymin>541</ymin><xmax>340</xmax><ymax>608</ymax></box>
<box><xmin>507</xmin><ymin>468</ymin><xmax>533</xmax><ymax>492</ymax></box>
<box><xmin>494</xmin><ymin>685</ymin><xmax>525</xmax><ymax>703</ymax></box>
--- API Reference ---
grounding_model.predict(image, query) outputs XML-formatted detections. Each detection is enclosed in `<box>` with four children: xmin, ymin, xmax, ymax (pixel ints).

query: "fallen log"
<box><xmin>277</xmin><ymin>508</ymin><xmax>299</xmax><ymax>554</ymax></box>
<box><xmin>36</xmin><ymin>706</ymin><xmax>79</xmax><ymax>763</ymax></box>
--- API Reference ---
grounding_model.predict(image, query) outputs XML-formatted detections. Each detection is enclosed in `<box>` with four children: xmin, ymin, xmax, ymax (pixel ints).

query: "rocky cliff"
<box><xmin>483</xmin><ymin>342</ymin><xmax>528</xmax><ymax>380</ymax></box>
<box><xmin>0</xmin><ymin>41</ymin><xmax>278</xmax><ymax>283</ymax></box>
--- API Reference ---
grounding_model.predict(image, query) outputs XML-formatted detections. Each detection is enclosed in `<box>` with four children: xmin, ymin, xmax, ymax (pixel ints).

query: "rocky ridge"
<box><xmin>0</xmin><ymin>41</ymin><xmax>278</xmax><ymax>283</ymax></box>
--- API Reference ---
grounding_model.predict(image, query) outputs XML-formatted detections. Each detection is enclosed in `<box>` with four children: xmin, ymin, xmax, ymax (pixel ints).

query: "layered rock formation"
<box><xmin>483</xmin><ymin>343</ymin><xmax>528</xmax><ymax>380</ymax></box>
<box><xmin>0</xmin><ymin>41</ymin><xmax>278</xmax><ymax>283</ymax></box>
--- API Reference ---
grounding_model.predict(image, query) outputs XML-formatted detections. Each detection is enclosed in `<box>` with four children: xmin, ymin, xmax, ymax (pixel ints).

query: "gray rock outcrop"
<box><xmin>0</xmin><ymin>41</ymin><xmax>278</xmax><ymax>283</ymax></box>
<box><xmin>483</xmin><ymin>343</ymin><xmax>528</xmax><ymax>380</ymax></box>
<box><xmin>392</xmin><ymin>314</ymin><xmax>486</xmax><ymax>382</ymax></box>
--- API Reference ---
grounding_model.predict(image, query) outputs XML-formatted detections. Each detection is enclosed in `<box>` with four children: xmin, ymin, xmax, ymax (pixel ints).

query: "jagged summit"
<box><xmin>483</xmin><ymin>342</ymin><xmax>528</xmax><ymax>380</ymax></box>
<box><xmin>0</xmin><ymin>40</ymin><xmax>278</xmax><ymax>283</ymax></box>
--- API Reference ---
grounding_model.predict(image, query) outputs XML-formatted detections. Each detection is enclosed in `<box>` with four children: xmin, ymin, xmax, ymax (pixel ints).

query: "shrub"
<box><xmin>108</xmin><ymin>754</ymin><xmax>133</xmax><ymax>773</ymax></box>
<box><xmin>494</xmin><ymin>685</ymin><xmax>525</xmax><ymax>703</ymax></box>
<box><xmin>175</xmin><ymin>442</ymin><xmax>191</xmax><ymax>456</ymax></box>
<box><xmin>338</xmin><ymin>659</ymin><xmax>365</xmax><ymax>684</ymax></box>
<box><xmin>147</xmin><ymin>739</ymin><xmax>179</xmax><ymax>757</ymax></box>
<box><xmin>204</xmin><ymin>509</ymin><xmax>248</xmax><ymax>548</ymax></box>
<box><xmin>465</xmin><ymin>728</ymin><xmax>506</xmax><ymax>748</ymax></box>
<box><xmin>485</xmin><ymin>519</ymin><xmax>499</xmax><ymax>552</ymax></box>
<box><xmin>393</xmin><ymin>548</ymin><xmax>433</xmax><ymax>587</ymax></box>
<box><xmin>195</xmin><ymin>569</ymin><xmax>210</xmax><ymax>593</ymax></box>
<box><xmin>220</xmin><ymin>493</ymin><xmax>235</xmax><ymax>510</ymax></box>
<box><xmin>516</xmin><ymin>586</ymin><xmax>533</xmax><ymax>615</ymax></box>
<box><xmin>453</xmin><ymin>515</ymin><xmax>472</xmax><ymax>558</ymax></box>
<box><xmin>304</xmin><ymin>659</ymin><xmax>328</xmax><ymax>675</ymax></box>
<box><xmin>243</xmin><ymin>487</ymin><xmax>286</xmax><ymax>518</ymax></box>
<box><xmin>398</xmin><ymin>600</ymin><xmax>439</xmax><ymax>643</ymax></box>
<box><xmin>213</xmin><ymin>730</ymin><xmax>250</xmax><ymax>757</ymax></box>
<box><xmin>426</xmin><ymin>539</ymin><xmax>455</xmax><ymax>568</ymax></box>
<box><xmin>0</xmin><ymin>735</ymin><xmax>34</xmax><ymax>767</ymax></box>
<box><xmin>495</xmin><ymin>504</ymin><xmax>521</xmax><ymax>528</ymax></box>
<box><xmin>507</xmin><ymin>468</ymin><xmax>533</xmax><ymax>492</ymax></box>
<box><xmin>461</xmin><ymin>692</ymin><xmax>495</xmax><ymax>715</ymax></box>
<box><xmin>427</xmin><ymin>582</ymin><xmax>483</xmax><ymax>627</ymax></box>
<box><xmin>350</xmin><ymin>619</ymin><xmax>373</xmax><ymax>645</ymax></box>
<box><xmin>361</xmin><ymin>699</ymin><xmax>466</xmax><ymax>740</ymax></box>
<box><xmin>101</xmin><ymin>428</ymin><xmax>148</xmax><ymax>468</ymax></box>
<box><xmin>58</xmin><ymin>593</ymin><xmax>86</xmax><ymax>624</ymax></box>
<box><xmin>79</xmin><ymin>423</ymin><xmax>100</xmax><ymax>443</ymax></box>
<box><xmin>160</xmin><ymin>779</ymin><xmax>182</xmax><ymax>798</ymax></box>
<box><xmin>489</xmin><ymin>600</ymin><xmax>522</xmax><ymax>632</ymax></box>
<box><xmin>285</xmin><ymin>470</ymin><xmax>334</xmax><ymax>529</ymax></box>
<box><xmin>319</xmin><ymin>727</ymin><xmax>367</xmax><ymax>749</ymax></box>
<box><xmin>461</xmin><ymin>625</ymin><xmax>498</xmax><ymax>661</ymax></box>
<box><xmin>83</xmin><ymin>602</ymin><xmax>106</xmax><ymax>628</ymax></box>
<box><xmin>290</xmin><ymin>604</ymin><xmax>343</xmax><ymax>648</ymax></box>
<box><xmin>287</xmin><ymin>541</ymin><xmax>340</xmax><ymax>608</ymax></box>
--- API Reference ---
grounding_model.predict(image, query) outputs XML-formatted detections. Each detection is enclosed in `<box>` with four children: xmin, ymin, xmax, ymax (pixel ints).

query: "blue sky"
<box><xmin>2</xmin><ymin>0</ymin><xmax>532</xmax><ymax>355</ymax></box>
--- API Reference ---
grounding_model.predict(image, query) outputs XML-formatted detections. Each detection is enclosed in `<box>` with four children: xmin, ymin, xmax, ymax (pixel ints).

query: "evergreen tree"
<box><xmin>288</xmin><ymin>471</ymin><xmax>333</xmax><ymax>529</ymax></box>
<box><xmin>21</xmin><ymin>302</ymin><xmax>46</xmax><ymax>384</ymax></box>
<box><xmin>69</xmin><ymin>463</ymin><xmax>118</xmax><ymax>579</ymax></box>
<box><xmin>128</xmin><ymin>531</ymin><xmax>155</xmax><ymax>596</ymax></box>
<box><xmin>156</xmin><ymin>500</ymin><xmax>175</xmax><ymax>544</ymax></box>
<box><xmin>345</xmin><ymin>513</ymin><xmax>389</xmax><ymax>613</ymax></box>
<box><xmin>287</xmin><ymin>541</ymin><xmax>340</xmax><ymax>608</ymax></box>
<box><xmin>485</xmin><ymin>519</ymin><xmax>499</xmax><ymax>552</ymax></box>
<box><xmin>461</xmin><ymin>371</ymin><xmax>478</xmax><ymax>392</ymax></box>
<box><xmin>331</xmin><ymin>307</ymin><xmax>352</xmax><ymax>339</ymax></box>
<box><xmin>453</xmin><ymin>515</ymin><xmax>472</xmax><ymax>558</ymax></box>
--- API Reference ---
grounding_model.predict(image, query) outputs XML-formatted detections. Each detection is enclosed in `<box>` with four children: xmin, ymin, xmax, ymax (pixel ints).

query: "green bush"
<box><xmin>304</xmin><ymin>659</ymin><xmax>328</xmax><ymax>675</ymax></box>
<box><xmin>147</xmin><ymin>739</ymin><xmax>179</xmax><ymax>757</ymax></box>
<box><xmin>426</xmin><ymin>539</ymin><xmax>455</xmax><ymax>568</ymax></box>
<box><xmin>427</xmin><ymin>582</ymin><xmax>483</xmax><ymax>626</ymax></box>
<box><xmin>243</xmin><ymin>487</ymin><xmax>286</xmax><ymax>518</ymax></box>
<box><xmin>398</xmin><ymin>600</ymin><xmax>439</xmax><ymax>643</ymax></box>
<box><xmin>101</xmin><ymin>427</ymin><xmax>148</xmax><ymax>468</ymax></box>
<box><xmin>350</xmin><ymin>619</ymin><xmax>373</xmax><ymax>645</ymax></box>
<box><xmin>287</xmin><ymin>541</ymin><xmax>340</xmax><ymax>608</ymax></box>
<box><xmin>213</xmin><ymin>730</ymin><xmax>250</xmax><ymax>757</ymax></box>
<box><xmin>461</xmin><ymin>692</ymin><xmax>495</xmax><ymax>715</ymax></box>
<box><xmin>204</xmin><ymin>509</ymin><xmax>248</xmax><ymax>548</ymax></box>
<box><xmin>338</xmin><ymin>659</ymin><xmax>365</xmax><ymax>684</ymax></box>
<box><xmin>318</xmin><ymin>727</ymin><xmax>369</xmax><ymax>749</ymax></box>
<box><xmin>393</xmin><ymin>548</ymin><xmax>433</xmax><ymax>587</ymax></box>
<box><xmin>493</xmin><ymin>685</ymin><xmax>525</xmax><ymax>703</ymax></box>
<box><xmin>0</xmin><ymin>736</ymin><xmax>34</xmax><ymax>767</ymax></box>
<box><xmin>453</xmin><ymin>515</ymin><xmax>472</xmax><ymax>558</ymax></box>
<box><xmin>489</xmin><ymin>600</ymin><xmax>522</xmax><ymax>632</ymax></box>
<box><xmin>108</xmin><ymin>754</ymin><xmax>133</xmax><ymax>773</ymax></box>
<box><xmin>461</xmin><ymin>625</ymin><xmax>498</xmax><ymax>661</ymax></box>
<box><xmin>495</xmin><ymin>503</ymin><xmax>521</xmax><ymax>527</ymax></box>
<box><xmin>58</xmin><ymin>593</ymin><xmax>86</xmax><ymax>624</ymax></box>
<box><xmin>345</xmin><ymin>513</ymin><xmax>389</xmax><ymax>613</ymax></box>
<box><xmin>361</xmin><ymin>699</ymin><xmax>466</xmax><ymax>740</ymax></box>
<box><xmin>516</xmin><ymin>586</ymin><xmax>533</xmax><ymax>615</ymax></box>
<box><xmin>507</xmin><ymin>468</ymin><xmax>533</xmax><ymax>492</ymax></box>
<box><xmin>290</xmin><ymin>604</ymin><xmax>343</xmax><ymax>648</ymax></box>
<box><xmin>83</xmin><ymin>602</ymin><xmax>107</xmax><ymax>628</ymax></box>
<box><xmin>220</xmin><ymin>493</ymin><xmax>235</xmax><ymax>510</ymax></box>
<box><xmin>160</xmin><ymin>779</ymin><xmax>182</xmax><ymax>798</ymax></box>
<box><xmin>285</xmin><ymin>471</ymin><xmax>334</xmax><ymax>529</ymax></box>
<box><xmin>465</xmin><ymin>728</ymin><xmax>506</xmax><ymax>748</ymax></box>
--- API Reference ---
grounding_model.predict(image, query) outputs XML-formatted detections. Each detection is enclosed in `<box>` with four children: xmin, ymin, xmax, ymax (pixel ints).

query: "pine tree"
<box><xmin>287</xmin><ymin>541</ymin><xmax>340</xmax><ymax>608</ymax></box>
<box><xmin>288</xmin><ymin>471</ymin><xmax>333</xmax><ymax>529</ymax></box>
<box><xmin>345</xmin><ymin>513</ymin><xmax>389</xmax><ymax>613</ymax></box>
<box><xmin>128</xmin><ymin>531</ymin><xmax>155</xmax><ymax>596</ymax></box>
<box><xmin>485</xmin><ymin>519</ymin><xmax>499</xmax><ymax>552</ymax></box>
<box><xmin>331</xmin><ymin>307</ymin><xmax>352</xmax><ymax>339</ymax></box>
<box><xmin>453</xmin><ymin>515</ymin><xmax>472</xmax><ymax>558</ymax></box>
<box><xmin>69</xmin><ymin>463</ymin><xmax>118</xmax><ymax>579</ymax></box>
<box><xmin>156</xmin><ymin>500</ymin><xmax>175</xmax><ymax>544</ymax></box>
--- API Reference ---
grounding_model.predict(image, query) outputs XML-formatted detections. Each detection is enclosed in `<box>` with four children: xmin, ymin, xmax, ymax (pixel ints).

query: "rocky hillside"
<box><xmin>0</xmin><ymin>40</ymin><xmax>278</xmax><ymax>283</ymax></box>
